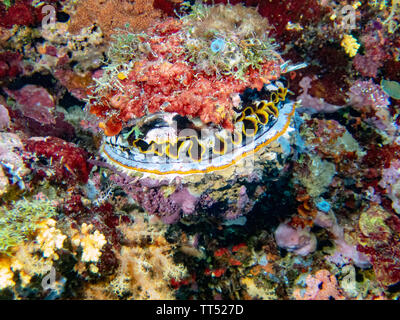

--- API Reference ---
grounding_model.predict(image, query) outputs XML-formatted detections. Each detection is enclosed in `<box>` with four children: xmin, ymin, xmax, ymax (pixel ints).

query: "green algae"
<box><xmin>381</xmin><ymin>79</ymin><xmax>400</xmax><ymax>99</ymax></box>
<box><xmin>0</xmin><ymin>198</ymin><xmax>57</xmax><ymax>254</ymax></box>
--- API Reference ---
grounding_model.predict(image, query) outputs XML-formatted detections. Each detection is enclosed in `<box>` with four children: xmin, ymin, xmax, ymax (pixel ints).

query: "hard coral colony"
<box><xmin>0</xmin><ymin>0</ymin><xmax>399</xmax><ymax>303</ymax></box>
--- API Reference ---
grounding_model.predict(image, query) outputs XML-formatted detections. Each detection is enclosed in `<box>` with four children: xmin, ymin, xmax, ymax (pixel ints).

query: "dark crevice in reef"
<box><xmin>56</xmin><ymin>11</ymin><xmax>70</xmax><ymax>23</ymax></box>
<box><xmin>59</xmin><ymin>90</ymin><xmax>86</xmax><ymax>110</ymax></box>
<box><xmin>245</xmin><ymin>172</ymin><xmax>296</xmax><ymax>233</ymax></box>
<box><xmin>7</xmin><ymin>72</ymin><xmax>57</xmax><ymax>91</ymax></box>
<box><xmin>170</xmin><ymin>170</ymin><xmax>296</xmax><ymax>250</ymax></box>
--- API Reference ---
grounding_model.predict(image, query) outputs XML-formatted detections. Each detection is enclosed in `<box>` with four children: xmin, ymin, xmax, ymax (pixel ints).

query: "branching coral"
<box><xmin>71</xmin><ymin>223</ymin><xmax>107</xmax><ymax>264</ymax></box>
<box><xmin>35</xmin><ymin>219</ymin><xmax>67</xmax><ymax>260</ymax></box>
<box><xmin>0</xmin><ymin>218</ymin><xmax>67</xmax><ymax>295</ymax></box>
<box><xmin>83</xmin><ymin>212</ymin><xmax>187</xmax><ymax>299</ymax></box>
<box><xmin>341</xmin><ymin>34</ymin><xmax>360</xmax><ymax>57</ymax></box>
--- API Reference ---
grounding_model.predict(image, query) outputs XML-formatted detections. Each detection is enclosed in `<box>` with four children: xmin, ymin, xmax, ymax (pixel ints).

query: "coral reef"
<box><xmin>0</xmin><ymin>0</ymin><xmax>399</xmax><ymax>302</ymax></box>
<box><xmin>86</xmin><ymin>3</ymin><xmax>282</xmax><ymax>136</ymax></box>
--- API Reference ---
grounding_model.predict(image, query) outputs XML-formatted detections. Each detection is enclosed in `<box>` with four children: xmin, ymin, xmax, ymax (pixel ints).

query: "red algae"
<box><xmin>87</xmin><ymin>16</ymin><xmax>281</xmax><ymax>135</ymax></box>
<box><xmin>25</xmin><ymin>137</ymin><xmax>92</xmax><ymax>184</ymax></box>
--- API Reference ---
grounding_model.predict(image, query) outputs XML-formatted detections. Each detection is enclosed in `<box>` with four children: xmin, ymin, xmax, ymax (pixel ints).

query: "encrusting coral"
<box><xmin>66</xmin><ymin>0</ymin><xmax>164</xmax><ymax>41</ymax></box>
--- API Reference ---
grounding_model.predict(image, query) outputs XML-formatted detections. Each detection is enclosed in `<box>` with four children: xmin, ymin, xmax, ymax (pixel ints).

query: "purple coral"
<box><xmin>274</xmin><ymin>223</ymin><xmax>317</xmax><ymax>256</ymax></box>
<box><xmin>353</xmin><ymin>32</ymin><xmax>386</xmax><ymax>78</ymax></box>
<box><xmin>347</xmin><ymin>79</ymin><xmax>390</xmax><ymax>110</ymax></box>
<box><xmin>169</xmin><ymin>187</ymin><xmax>198</xmax><ymax>216</ymax></box>
<box><xmin>347</xmin><ymin>79</ymin><xmax>395</xmax><ymax>135</ymax></box>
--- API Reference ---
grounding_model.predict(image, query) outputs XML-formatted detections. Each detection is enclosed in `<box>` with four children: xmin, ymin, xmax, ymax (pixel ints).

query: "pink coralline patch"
<box><xmin>89</xmin><ymin>18</ymin><xmax>281</xmax><ymax>136</ymax></box>
<box><xmin>25</xmin><ymin>136</ymin><xmax>92</xmax><ymax>184</ymax></box>
<box><xmin>5</xmin><ymin>85</ymin><xmax>56</xmax><ymax>125</ymax></box>
<box><xmin>353</xmin><ymin>32</ymin><xmax>387</xmax><ymax>78</ymax></box>
<box><xmin>293</xmin><ymin>270</ymin><xmax>345</xmax><ymax>300</ymax></box>
<box><xmin>169</xmin><ymin>187</ymin><xmax>198</xmax><ymax>216</ymax></box>
<box><xmin>348</xmin><ymin>80</ymin><xmax>390</xmax><ymax>110</ymax></box>
<box><xmin>274</xmin><ymin>223</ymin><xmax>317</xmax><ymax>256</ymax></box>
<box><xmin>314</xmin><ymin>210</ymin><xmax>371</xmax><ymax>269</ymax></box>
<box><xmin>328</xmin><ymin>239</ymin><xmax>371</xmax><ymax>269</ymax></box>
<box><xmin>0</xmin><ymin>100</ymin><xmax>10</xmax><ymax>130</ymax></box>
<box><xmin>108</xmin><ymin>173</ymin><xmax>193</xmax><ymax>224</ymax></box>
<box><xmin>353</xmin><ymin>54</ymin><xmax>382</xmax><ymax>79</ymax></box>
<box><xmin>224</xmin><ymin>185</ymin><xmax>252</xmax><ymax>220</ymax></box>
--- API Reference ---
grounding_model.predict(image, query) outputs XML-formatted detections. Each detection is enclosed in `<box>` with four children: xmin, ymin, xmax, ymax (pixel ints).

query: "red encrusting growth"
<box><xmin>89</xmin><ymin>18</ymin><xmax>281</xmax><ymax>136</ymax></box>
<box><xmin>0</xmin><ymin>0</ymin><xmax>54</xmax><ymax>28</ymax></box>
<box><xmin>25</xmin><ymin>137</ymin><xmax>92</xmax><ymax>184</ymax></box>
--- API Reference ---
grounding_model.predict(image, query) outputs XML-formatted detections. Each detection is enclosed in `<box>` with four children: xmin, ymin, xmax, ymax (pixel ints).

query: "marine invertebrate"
<box><xmin>357</xmin><ymin>203</ymin><xmax>400</xmax><ymax>287</ymax></box>
<box><xmin>25</xmin><ymin>136</ymin><xmax>92</xmax><ymax>185</ymax></box>
<box><xmin>347</xmin><ymin>79</ymin><xmax>395</xmax><ymax>135</ymax></box>
<box><xmin>101</xmin><ymin>79</ymin><xmax>295</xmax><ymax>177</ymax></box>
<box><xmin>86</xmin><ymin>3</ymin><xmax>283</xmax><ymax>136</ymax></box>
<box><xmin>293</xmin><ymin>269</ymin><xmax>345</xmax><ymax>300</ymax></box>
<box><xmin>35</xmin><ymin>219</ymin><xmax>66</xmax><ymax>260</ymax></box>
<box><xmin>83</xmin><ymin>212</ymin><xmax>188</xmax><ymax>299</ymax></box>
<box><xmin>71</xmin><ymin>223</ymin><xmax>107</xmax><ymax>264</ymax></box>
<box><xmin>180</xmin><ymin>2</ymin><xmax>277</xmax><ymax>79</ymax></box>
<box><xmin>88</xmin><ymin>2</ymin><xmax>299</xmax><ymax>181</ymax></box>
<box><xmin>210</xmin><ymin>38</ymin><xmax>226</xmax><ymax>53</ymax></box>
<box><xmin>316</xmin><ymin>200</ymin><xmax>330</xmax><ymax>213</ymax></box>
<box><xmin>274</xmin><ymin>223</ymin><xmax>317</xmax><ymax>256</ymax></box>
<box><xmin>0</xmin><ymin>198</ymin><xmax>57</xmax><ymax>253</ymax></box>
<box><xmin>341</xmin><ymin>34</ymin><xmax>360</xmax><ymax>57</ymax></box>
